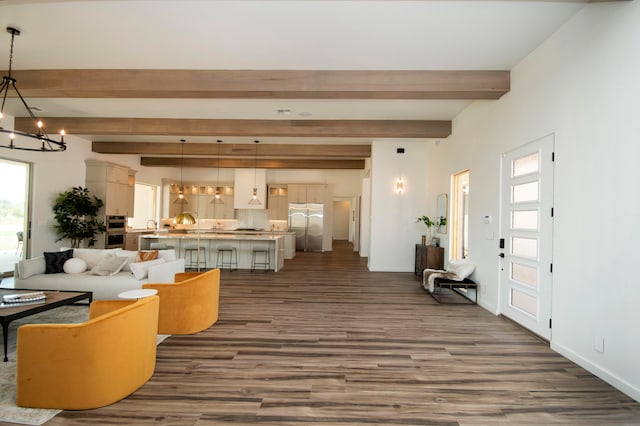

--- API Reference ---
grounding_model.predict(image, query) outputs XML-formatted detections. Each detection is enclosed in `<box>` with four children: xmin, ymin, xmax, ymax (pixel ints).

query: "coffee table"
<box><xmin>0</xmin><ymin>289</ymin><xmax>92</xmax><ymax>362</ymax></box>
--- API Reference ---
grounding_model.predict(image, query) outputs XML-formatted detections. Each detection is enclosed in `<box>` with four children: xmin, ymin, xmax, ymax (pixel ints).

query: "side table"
<box><xmin>118</xmin><ymin>289</ymin><xmax>158</xmax><ymax>299</ymax></box>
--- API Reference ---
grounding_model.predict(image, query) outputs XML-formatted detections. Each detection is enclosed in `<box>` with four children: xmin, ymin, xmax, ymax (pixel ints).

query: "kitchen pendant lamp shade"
<box><xmin>173</xmin><ymin>139</ymin><xmax>188</xmax><ymax>204</ymax></box>
<box><xmin>172</xmin><ymin>139</ymin><xmax>195</xmax><ymax>225</ymax></box>
<box><xmin>211</xmin><ymin>191</ymin><xmax>224</xmax><ymax>205</ymax></box>
<box><xmin>247</xmin><ymin>140</ymin><xmax>262</xmax><ymax>205</ymax></box>
<box><xmin>210</xmin><ymin>139</ymin><xmax>224</xmax><ymax>204</ymax></box>
<box><xmin>0</xmin><ymin>27</ymin><xmax>67</xmax><ymax>152</ymax></box>
<box><xmin>173</xmin><ymin>189</ymin><xmax>189</xmax><ymax>205</ymax></box>
<box><xmin>173</xmin><ymin>212</ymin><xmax>196</xmax><ymax>225</ymax></box>
<box><xmin>248</xmin><ymin>187</ymin><xmax>261</xmax><ymax>206</ymax></box>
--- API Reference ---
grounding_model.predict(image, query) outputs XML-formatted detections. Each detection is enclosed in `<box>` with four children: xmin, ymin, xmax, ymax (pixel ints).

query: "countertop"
<box><xmin>140</xmin><ymin>233</ymin><xmax>284</xmax><ymax>241</ymax></box>
<box><xmin>169</xmin><ymin>229</ymin><xmax>294</xmax><ymax>235</ymax></box>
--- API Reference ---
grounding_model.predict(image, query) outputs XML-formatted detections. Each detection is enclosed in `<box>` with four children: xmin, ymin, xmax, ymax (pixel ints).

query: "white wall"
<box><xmin>332</xmin><ymin>200</ymin><xmax>350</xmax><ymax>240</ymax></box>
<box><xmin>425</xmin><ymin>2</ymin><xmax>640</xmax><ymax>401</ymax></box>
<box><xmin>369</xmin><ymin>140</ymin><xmax>429</xmax><ymax>272</ymax></box>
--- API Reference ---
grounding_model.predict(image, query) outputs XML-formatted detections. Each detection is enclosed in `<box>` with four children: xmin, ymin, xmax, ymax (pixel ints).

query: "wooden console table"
<box><xmin>414</xmin><ymin>244</ymin><xmax>444</xmax><ymax>278</ymax></box>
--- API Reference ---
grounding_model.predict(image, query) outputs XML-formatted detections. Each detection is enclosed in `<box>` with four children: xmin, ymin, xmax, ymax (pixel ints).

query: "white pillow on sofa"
<box><xmin>17</xmin><ymin>256</ymin><xmax>46</xmax><ymax>279</ymax></box>
<box><xmin>115</xmin><ymin>249</ymin><xmax>176</xmax><ymax>272</ymax></box>
<box><xmin>61</xmin><ymin>247</ymin><xmax>117</xmax><ymax>270</ymax></box>
<box><xmin>63</xmin><ymin>257</ymin><xmax>88</xmax><ymax>274</ymax></box>
<box><xmin>446</xmin><ymin>260</ymin><xmax>475</xmax><ymax>280</ymax></box>
<box><xmin>88</xmin><ymin>255</ymin><xmax>128</xmax><ymax>276</ymax></box>
<box><xmin>129</xmin><ymin>258</ymin><xmax>166</xmax><ymax>280</ymax></box>
<box><xmin>115</xmin><ymin>249</ymin><xmax>138</xmax><ymax>272</ymax></box>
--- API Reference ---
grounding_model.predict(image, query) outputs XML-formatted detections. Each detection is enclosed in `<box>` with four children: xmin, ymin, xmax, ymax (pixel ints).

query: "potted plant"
<box><xmin>52</xmin><ymin>186</ymin><xmax>106</xmax><ymax>248</ymax></box>
<box><xmin>416</xmin><ymin>215</ymin><xmax>446</xmax><ymax>245</ymax></box>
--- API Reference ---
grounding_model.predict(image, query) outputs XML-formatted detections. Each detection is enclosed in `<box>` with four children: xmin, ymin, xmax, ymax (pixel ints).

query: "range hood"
<box><xmin>233</xmin><ymin>168</ymin><xmax>266</xmax><ymax>209</ymax></box>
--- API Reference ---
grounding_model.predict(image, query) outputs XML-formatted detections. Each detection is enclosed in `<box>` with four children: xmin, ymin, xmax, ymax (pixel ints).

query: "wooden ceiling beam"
<box><xmin>93</xmin><ymin>142</ymin><xmax>371</xmax><ymax>157</ymax></box>
<box><xmin>17</xmin><ymin>118</ymin><xmax>451</xmax><ymax>138</ymax></box>
<box><xmin>141</xmin><ymin>157</ymin><xmax>365</xmax><ymax>170</ymax></box>
<box><xmin>10</xmin><ymin>69</ymin><xmax>509</xmax><ymax>100</ymax></box>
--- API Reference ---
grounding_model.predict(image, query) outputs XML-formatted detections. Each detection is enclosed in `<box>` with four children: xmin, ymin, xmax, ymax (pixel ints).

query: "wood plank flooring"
<box><xmin>47</xmin><ymin>241</ymin><xmax>640</xmax><ymax>425</ymax></box>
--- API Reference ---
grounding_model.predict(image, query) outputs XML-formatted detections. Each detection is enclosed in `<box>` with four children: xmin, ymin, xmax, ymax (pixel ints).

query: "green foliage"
<box><xmin>416</xmin><ymin>215</ymin><xmax>446</xmax><ymax>228</ymax></box>
<box><xmin>0</xmin><ymin>199</ymin><xmax>24</xmax><ymax>224</ymax></box>
<box><xmin>52</xmin><ymin>187</ymin><xmax>106</xmax><ymax>248</ymax></box>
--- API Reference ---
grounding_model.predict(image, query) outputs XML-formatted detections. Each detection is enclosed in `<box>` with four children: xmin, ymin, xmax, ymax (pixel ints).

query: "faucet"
<box><xmin>146</xmin><ymin>220</ymin><xmax>157</xmax><ymax>230</ymax></box>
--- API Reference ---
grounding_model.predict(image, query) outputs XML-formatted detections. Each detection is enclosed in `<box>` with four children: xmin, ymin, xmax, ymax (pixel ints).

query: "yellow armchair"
<box><xmin>143</xmin><ymin>268</ymin><xmax>220</xmax><ymax>335</ymax></box>
<box><xmin>16</xmin><ymin>295</ymin><xmax>159</xmax><ymax>410</ymax></box>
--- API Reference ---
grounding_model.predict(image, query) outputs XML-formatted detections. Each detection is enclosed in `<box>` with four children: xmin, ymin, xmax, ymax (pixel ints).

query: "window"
<box><xmin>0</xmin><ymin>158</ymin><xmax>30</xmax><ymax>276</ymax></box>
<box><xmin>128</xmin><ymin>183</ymin><xmax>158</xmax><ymax>229</ymax></box>
<box><xmin>451</xmin><ymin>170</ymin><xmax>470</xmax><ymax>260</ymax></box>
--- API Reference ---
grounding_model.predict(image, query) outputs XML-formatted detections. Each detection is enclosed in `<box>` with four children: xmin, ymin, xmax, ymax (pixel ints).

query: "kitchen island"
<box><xmin>140</xmin><ymin>232</ymin><xmax>285</xmax><ymax>271</ymax></box>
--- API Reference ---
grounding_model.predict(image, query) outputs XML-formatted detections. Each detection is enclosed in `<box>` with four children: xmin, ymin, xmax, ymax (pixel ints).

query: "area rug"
<box><xmin>0</xmin><ymin>304</ymin><xmax>169</xmax><ymax>425</ymax></box>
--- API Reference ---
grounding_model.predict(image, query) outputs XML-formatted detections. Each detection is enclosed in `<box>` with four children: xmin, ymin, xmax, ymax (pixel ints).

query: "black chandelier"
<box><xmin>0</xmin><ymin>27</ymin><xmax>66</xmax><ymax>152</ymax></box>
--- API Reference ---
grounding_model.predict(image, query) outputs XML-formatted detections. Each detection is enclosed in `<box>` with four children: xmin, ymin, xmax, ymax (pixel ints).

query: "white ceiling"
<box><xmin>0</xmin><ymin>0</ymin><xmax>586</xmax><ymax>145</ymax></box>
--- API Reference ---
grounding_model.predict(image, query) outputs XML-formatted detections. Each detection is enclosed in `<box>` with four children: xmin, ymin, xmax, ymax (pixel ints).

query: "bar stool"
<box><xmin>216</xmin><ymin>246</ymin><xmax>238</xmax><ymax>271</ymax></box>
<box><xmin>251</xmin><ymin>247</ymin><xmax>270</xmax><ymax>272</ymax></box>
<box><xmin>184</xmin><ymin>245</ymin><xmax>207</xmax><ymax>269</ymax></box>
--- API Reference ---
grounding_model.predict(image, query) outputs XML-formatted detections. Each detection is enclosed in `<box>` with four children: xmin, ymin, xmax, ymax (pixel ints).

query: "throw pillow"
<box><xmin>17</xmin><ymin>256</ymin><xmax>46</xmax><ymax>279</ymax></box>
<box><xmin>157</xmin><ymin>249</ymin><xmax>177</xmax><ymax>262</ymax></box>
<box><xmin>129</xmin><ymin>258</ymin><xmax>166</xmax><ymax>280</ymax></box>
<box><xmin>63</xmin><ymin>257</ymin><xmax>88</xmax><ymax>274</ymax></box>
<box><xmin>44</xmin><ymin>249</ymin><xmax>74</xmax><ymax>274</ymax></box>
<box><xmin>114</xmin><ymin>249</ymin><xmax>138</xmax><ymax>272</ymax></box>
<box><xmin>64</xmin><ymin>248</ymin><xmax>117</xmax><ymax>270</ymax></box>
<box><xmin>88</xmin><ymin>255</ymin><xmax>128</xmax><ymax>276</ymax></box>
<box><xmin>136</xmin><ymin>250</ymin><xmax>159</xmax><ymax>262</ymax></box>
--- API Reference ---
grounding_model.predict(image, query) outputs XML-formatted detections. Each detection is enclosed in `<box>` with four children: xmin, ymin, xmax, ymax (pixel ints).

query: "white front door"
<box><xmin>499</xmin><ymin>134</ymin><xmax>554</xmax><ymax>340</ymax></box>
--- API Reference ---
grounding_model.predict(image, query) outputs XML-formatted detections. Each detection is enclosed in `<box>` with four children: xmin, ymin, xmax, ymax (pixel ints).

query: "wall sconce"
<box><xmin>396</xmin><ymin>177</ymin><xmax>405</xmax><ymax>194</ymax></box>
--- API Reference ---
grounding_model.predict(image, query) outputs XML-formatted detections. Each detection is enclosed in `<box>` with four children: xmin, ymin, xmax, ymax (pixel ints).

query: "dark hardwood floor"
<box><xmin>49</xmin><ymin>241</ymin><xmax>640</xmax><ymax>425</ymax></box>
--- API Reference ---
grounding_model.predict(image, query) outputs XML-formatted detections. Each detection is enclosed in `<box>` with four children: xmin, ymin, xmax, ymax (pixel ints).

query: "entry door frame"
<box><xmin>499</xmin><ymin>134</ymin><xmax>555</xmax><ymax>341</ymax></box>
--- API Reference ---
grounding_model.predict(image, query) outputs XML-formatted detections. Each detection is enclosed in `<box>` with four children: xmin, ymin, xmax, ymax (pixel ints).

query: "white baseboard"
<box><xmin>551</xmin><ymin>341</ymin><xmax>640</xmax><ymax>403</ymax></box>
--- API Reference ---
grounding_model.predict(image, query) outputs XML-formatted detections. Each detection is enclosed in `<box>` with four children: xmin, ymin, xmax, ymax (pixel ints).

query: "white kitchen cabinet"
<box><xmin>267</xmin><ymin>185</ymin><xmax>288</xmax><ymax>220</ymax></box>
<box><xmin>127</xmin><ymin>170</ymin><xmax>137</xmax><ymax>218</ymax></box>
<box><xmin>285</xmin><ymin>183</ymin><xmax>327</xmax><ymax>204</ymax></box>
<box><xmin>234</xmin><ymin>168</ymin><xmax>266</xmax><ymax>209</ymax></box>
<box><xmin>86</xmin><ymin>160</ymin><xmax>134</xmax><ymax>217</ymax></box>
<box><xmin>286</xmin><ymin>184</ymin><xmax>307</xmax><ymax>203</ymax></box>
<box><xmin>306</xmin><ymin>184</ymin><xmax>327</xmax><ymax>204</ymax></box>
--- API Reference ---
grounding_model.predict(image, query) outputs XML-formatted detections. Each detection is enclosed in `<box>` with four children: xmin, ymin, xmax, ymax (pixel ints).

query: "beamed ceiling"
<box><xmin>9</xmin><ymin>70</ymin><xmax>499</xmax><ymax>169</ymax></box>
<box><xmin>0</xmin><ymin>0</ymin><xmax>592</xmax><ymax>170</ymax></box>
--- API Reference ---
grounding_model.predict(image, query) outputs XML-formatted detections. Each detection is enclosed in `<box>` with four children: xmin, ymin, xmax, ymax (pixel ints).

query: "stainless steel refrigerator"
<box><xmin>288</xmin><ymin>203</ymin><xmax>324</xmax><ymax>251</ymax></box>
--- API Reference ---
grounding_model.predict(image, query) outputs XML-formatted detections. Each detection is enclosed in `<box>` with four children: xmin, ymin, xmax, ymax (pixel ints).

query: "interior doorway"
<box><xmin>0</xmin><ymin>158</ymin><xmax>30</xmax><ymax>277</ymax></box>
<box><xmin>333</xmin><ymin>200</ymin><xmax>350</xmax><ymax>241</ymax></box>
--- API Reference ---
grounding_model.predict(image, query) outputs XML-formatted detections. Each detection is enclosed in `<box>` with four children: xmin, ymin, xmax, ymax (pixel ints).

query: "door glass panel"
<box><xmin>511</xmin><ymin>288</ymin><xmax>537</xmax><ymax>317</ymax></box>
<box><xmin>512</xmin><ymin>152</ymin><xmax>539</xmax><ymax>177</ymax></box>
<box><xmin>512</xmin><ymin>181</ymin><xmax>539</xmax><ymax>203</ymax></box>
<box><xmin>511</xmin><ymin>210</ymin><xmax>538</xmax><ymax>230</ymax></box>
<box><xmin>511</xmin><ymin>262</ymin><xmax>537</xmax><ymax>287</ymax></box>
<box><xmin>511</xmin><ymin>237</ymin><xmax>537</xmax><ymax>259</ymax></box>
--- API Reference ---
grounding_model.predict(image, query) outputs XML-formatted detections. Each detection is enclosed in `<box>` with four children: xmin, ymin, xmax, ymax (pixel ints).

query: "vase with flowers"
<box><xmin>416</xmin><ymin>215</ymin><xmax>446</xmax><ymax>246</ymax></box>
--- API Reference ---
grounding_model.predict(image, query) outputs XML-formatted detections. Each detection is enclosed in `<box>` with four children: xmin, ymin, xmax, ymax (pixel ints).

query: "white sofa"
<box><xmin>14</xmin><ymin>248</ymin><xmax>185</xmax><ymax>300</ymax></box>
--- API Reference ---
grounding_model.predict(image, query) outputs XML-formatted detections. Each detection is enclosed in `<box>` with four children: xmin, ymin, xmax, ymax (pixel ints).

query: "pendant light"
<box><xmin>0</xmin><ymin>27</ymin><xmax>66</xmax><ymax>152</ymax></box>
<box><xmin>173</xmin><ymin>139</ymin><xmax>196</xmax><ymax>225</ymax></box>
<box><xmin>210</xmin><ymin>139</ymin><xmax>224</xmax><ymax>205</ymax></box>
<box><xmin>248</xmin><ymin>140</ymin><xmax>262</xmax><ymax>205</ymax></box>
